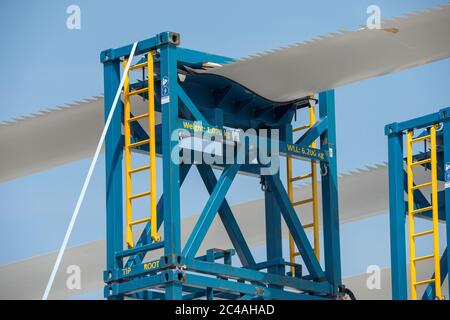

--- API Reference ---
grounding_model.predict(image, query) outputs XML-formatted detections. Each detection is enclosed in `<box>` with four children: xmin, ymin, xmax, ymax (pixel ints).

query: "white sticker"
<box><xmin>161</xmin><ymin>96</ymin><xmax>170</xmax><ymax>104</ymax></box>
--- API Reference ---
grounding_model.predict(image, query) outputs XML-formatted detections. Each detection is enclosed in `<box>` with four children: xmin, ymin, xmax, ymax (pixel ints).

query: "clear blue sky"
<box><xmin>0</xmin><ymin>0</ymin><xmax>449</xmax><ymax>298</ymax></box>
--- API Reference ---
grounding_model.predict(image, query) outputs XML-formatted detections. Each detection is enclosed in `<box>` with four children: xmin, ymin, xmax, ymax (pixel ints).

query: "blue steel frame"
<box><xmin>100</xmin><ymin>32</ymin><xmax>343</xmax><ymax>300</ymax></box>
<box><xmin>385</xmin><ymin>107</ymin><xmax>450</xmax><ymax>300</ymax></box>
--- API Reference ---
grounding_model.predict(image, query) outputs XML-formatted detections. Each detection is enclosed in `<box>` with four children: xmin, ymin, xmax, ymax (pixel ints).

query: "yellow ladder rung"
<box><xmin>290</xmin><ymin>173</ymin><xmax>312</xmax><ymax>182</ymax></box>
<box><xmin>129</xmin><ymin>190</ymin><xmax>151</xmax><ymax>200</ymax></box>
<box><xmin>129</xmin><ymin>113</ymin><xmax>150</xmax><ymax>122</ymax></box>
<box><xmin>293</xmin><ymin>252</ymin><xmax>301</xmax><ymax>257</ymax></box>
<box><xmin>303</xmin><ymin>223</ymin><xmax>314</xmax><ymax>229</ymax></box>
<box><xmin>410</xmin><ymin>135</ymin><xmax>431</xmax><ymax>144</ymax></box>
<box><xmin>129</xmin><ymin>217</ymin><xmax>151</xmax><ymax>226</ymax></box>
<box><xmin>128</xmin><ymin>165</ymin><xmax>151</xmax><ymax>174</ymax></box>
<box><xmin>129</xmin><ymin>62</ymin><xmax>147</xmax><ymax>71</ymax></box>
<box><xmin>410</xmin><ymin>158</ymin><xmax>431</xmax><ymax>167</ymax></box>
<box><xmin>413</xmin><ymin>254</ymin><xmax>434</xmax><ymax>263</ymax></box>
<box><xmin>293</xmin><ymin>125</ymin><xmax>310</xmax><ymax>132</ymax></box>
<box><xmin>410</xmin><ymin>206</ymin><xmax>433</xmax><ymax>215</ymax></box>
<box><xmin>129</xmin><ymin>139</ymin><xmax>150</xmax><ymax>148</ymax></box>
<box><xmin>412</xmin><ymin>230</ymin><xmax>433</xmax><ymax>238</ymax></box>
<box><xmin>292</xmin><ymin>198</ymin><xmax>313</xmax><ymax>206</ymax></box>
<box><xmin>127</xmin><ymin>87</ymin><xmax>149</xmax><ymax>96</ymax></box>
<box><xmin>413</xmin><ymin>279</ymin><xmax>435</xmax><ymax>286</ymax></box>
<box><xmin>411</xmin><ymin>181</ymin><xmax>432</xmax><ymax>190</ymax></box>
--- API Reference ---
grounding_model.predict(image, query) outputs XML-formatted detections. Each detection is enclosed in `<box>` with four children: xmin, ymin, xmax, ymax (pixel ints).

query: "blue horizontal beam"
<box><xmin>179</xmin><ymin>119</ymin><xmax>328</xmax><ymax>163</ymax></box>
<box><xmin>385</xmin><ymin>107</ymin><xmax>450</xmax><ymax>135</ymax></box>
<box><xmin>184</xmin><ymin>258</ymin><xmax>331</xmax><ymax>294</ymax></box>
<box><xmin>100</xmin><ymin>31</ymin><xmax>179</xmax><ymax>62</ymax></box>
<box><xmin>183</xmin><ymin>273</ymin><xmax>328</xmax><ymax>300</ymax></box>
<box><xmin>115</xmin><ymin>241</ymin><xmax>164</xmax><ymax>258</ymax></box>
<box><xmin>177</xmin><ymin>47</ymin><xmax>234</xmax><ymax>65</ymax></box>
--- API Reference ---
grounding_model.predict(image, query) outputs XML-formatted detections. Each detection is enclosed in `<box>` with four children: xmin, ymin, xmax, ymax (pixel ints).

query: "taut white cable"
<box><xmin>42</xmin><ymin>42</ymin><xmax>138</xmax><ymax>300</ymax></box>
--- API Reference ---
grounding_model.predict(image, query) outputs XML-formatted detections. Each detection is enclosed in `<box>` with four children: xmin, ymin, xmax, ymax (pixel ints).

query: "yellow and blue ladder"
<box><xmin>406</xmin><ymin>125</ymin><xmax>442</xmax><ymax>300</ymax></box>
<box><xmin>122</xmin><ymin>52</ymin><xmax>160</xmax><ymax>248</ymax></box>
<box><xmin>286</xmin><ymin>99</ymin><xmax>320</xmax><ymax>276</ymax></box>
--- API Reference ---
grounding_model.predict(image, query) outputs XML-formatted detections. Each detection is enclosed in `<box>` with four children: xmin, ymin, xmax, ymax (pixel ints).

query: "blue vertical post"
<box><xmin>385</xmin><ymin>125</ymin><xmax>407</xmax><ymax>300</ymax></box>
<box><xmin>160</xmin><ymin>41</ymin><xmax>182</xmax><ymax>300</ymax></box>
<box><xmin>318</xmin><ymin>90</ymin><xmax>342</xmax><ymax>295</ymax></box>
<box><xmin>264</xmin><ymin>173</ymin><xmax>284</xmax><ymax>287</ymax></box>
<box><xmin>442</xmin><ymin>107</ymin><xmax>450</xmax><ymax>293</ymax></box>
<box><xmin>103</xmin><ymin>58</ymin><xmax>124</xmax><ymax>300</ymax></box>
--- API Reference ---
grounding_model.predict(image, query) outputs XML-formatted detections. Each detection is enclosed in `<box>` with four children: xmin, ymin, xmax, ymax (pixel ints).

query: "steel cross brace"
<box><xmin>294</xmin><ymin>116</ymin><xmax>328</xmax><ymax>146</ymax></box>
<box><xmin>182</xmin><ymin>164</ymin><xmax>241</xmax><ymax>258</ymax></box>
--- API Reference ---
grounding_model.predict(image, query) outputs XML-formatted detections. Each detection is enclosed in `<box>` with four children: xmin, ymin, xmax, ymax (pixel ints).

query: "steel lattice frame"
<box><xmin>101</xmin><ymin>32</ymin><xmax>343</xmax><ymax>300</ymax></box>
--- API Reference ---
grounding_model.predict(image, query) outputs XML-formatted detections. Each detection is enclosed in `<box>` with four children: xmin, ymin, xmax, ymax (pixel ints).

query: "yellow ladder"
<box><xmin>406</xmin><ymin>125</ymin><xmax>442</xmax><ymax>300</ymax></box>
<box><xmin>123</xmin><ymin>52</ymin><xmax>160</xmax><ymax>248</ymax></box>
<box><xmin>286</xmin><ymin>100</ymin><xmax>320</xmax><ymax>276</ymax></box>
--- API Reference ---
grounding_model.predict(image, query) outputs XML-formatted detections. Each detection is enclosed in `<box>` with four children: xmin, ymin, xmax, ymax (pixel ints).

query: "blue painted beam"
<box><xmin>443</xmin><ymin>108</ymin><xmax>450</xmax><ymax>293</ymax></box>
<box><xmin>264</xmin><ymin>172</ymin><xmax>284</xmax><ymax>288</ymax></box>
<box><xmin>294</xmin><ymin>116</ymin><xmax>328</xmax><ymax>146</ymax></box>
<box><xmin>182</xmin><ymin>273</ymin><xmax>327</xmax><ymax>300</ymax></box>
<box><xmin>177</xmin><ymin>83</ymin><xmax>209</xmax><ymax>124</ymax></box>
<box><xmin>102</xmin><ymin>58</ymin><xmax>124</xmax><ymax>300</ymax></box>
<box><xmin>176</xmin><ymin>47</ymin><xmax>234</xmax><ymax>65</ymax></box>
<box><xmin>183</xmin><ymin>260</ymin><xmax>331</xmax><ymax>293</ymax></box>
<box><xmin>385</xmin><ymin>107</ymin><xmax>450</xmax><ymax>134</ymax></box>
<box><xmin>100</xmin><ymin>31</ymin><xmax>179</xmax><ymax>62</ymax></box>
<box><xmin>318</xmin><ymin>90</ymin><xmax>342</xmax><ymax>295</ymax></box>
<box><xmin>386</xmin><ymin>132</ymin><xmax>408</xmax><ymax>300</ymax></box>
<box><xmin>182</xmin><ymin>164</ymin><xmax>241</xmax><ymax>258</ymax></box>
<box><xmin>160</xmin><ymin>43</ymin><xmax>182</xmax><ymax>300</ymax></box>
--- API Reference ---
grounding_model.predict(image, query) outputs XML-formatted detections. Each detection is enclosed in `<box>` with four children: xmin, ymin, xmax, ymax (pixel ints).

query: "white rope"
<box><xmin>42</xmin><ymin>42</ymin><xmax>138</xmax><ymax>300</ymax></box>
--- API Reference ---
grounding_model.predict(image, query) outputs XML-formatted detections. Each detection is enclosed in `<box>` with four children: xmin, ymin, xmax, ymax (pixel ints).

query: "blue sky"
<box><xmin>0</xmin><ymin>0</ymin><xmax>449</xmax><ymax>298</ymax></box>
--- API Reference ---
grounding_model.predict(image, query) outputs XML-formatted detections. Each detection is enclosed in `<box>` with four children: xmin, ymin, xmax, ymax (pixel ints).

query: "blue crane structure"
<box><xmin>100</xmin><ymin>32</ymin><xmax>344</xmax><ymax>300</ymax></box>
<box><xmin>386</xmin><ymin>108</ymin><xmax>450</xmax><ymax>300</ymax></box>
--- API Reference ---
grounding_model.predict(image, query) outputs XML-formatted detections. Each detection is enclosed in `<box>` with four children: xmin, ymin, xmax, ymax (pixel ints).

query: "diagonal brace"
<box><xmin>265</xmin><ymin>174</ymin><xmax>325</xmax><ymax>279</ymax></box>
<box><xmin>197</xmin><ymin>164</ymin><xmax>256</xmax><ymax>267</ymax></box>
<box><xmin>177</xmin><ymin>83</ymin><xmax>209</xmax><ymax>124</ymax></box>
<box><xmin>183</xmin><ymin>164</ymin><xmax>241</xmax><ymax>258</ymax></box>
<box><xmin>295</xmin><ymin>116</ymin><xmax>328</xmax><ymax>146</ymax></box>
